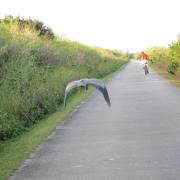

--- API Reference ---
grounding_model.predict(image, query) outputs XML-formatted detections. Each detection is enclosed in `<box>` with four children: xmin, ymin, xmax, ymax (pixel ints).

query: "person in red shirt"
<box><xmin>140</xmin><ymin>51</ymin><xmax>149</xmax><ymax>75</ymax></box>
<box><xmin>141</xmin><ymin>51</ymin><xmax>149</xmax><ymax>60</ymax></box>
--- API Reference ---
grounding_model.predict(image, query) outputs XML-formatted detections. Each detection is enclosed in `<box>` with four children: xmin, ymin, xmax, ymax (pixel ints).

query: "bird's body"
<box><xmin>64</xmin><ymin>78</ymin><xmax>111</xmax><ymax>108</ymax></box>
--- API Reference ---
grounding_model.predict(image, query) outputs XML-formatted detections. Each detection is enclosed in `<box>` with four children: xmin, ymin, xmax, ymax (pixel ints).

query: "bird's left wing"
<box><xmin>64</xmin><ymin>80</ymin><xmax>84</xmax><ymax>107</ymax></box>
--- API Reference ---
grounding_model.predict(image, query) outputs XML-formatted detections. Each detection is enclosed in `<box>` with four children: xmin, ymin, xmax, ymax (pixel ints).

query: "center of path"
<box><xmin>11</xmin><ymin>60</ymin><xmax>180</xmax><ymax>180</ymax></box>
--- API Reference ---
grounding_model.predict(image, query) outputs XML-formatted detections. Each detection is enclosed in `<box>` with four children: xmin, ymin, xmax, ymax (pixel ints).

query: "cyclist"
<box><xmin>140</xmin><ymin>51</ymin><xmax>149</xmax><ymax>75</ymax></box>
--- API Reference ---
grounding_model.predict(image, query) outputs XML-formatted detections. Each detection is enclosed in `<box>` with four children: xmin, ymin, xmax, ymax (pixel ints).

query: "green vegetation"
<box><xmin>0</xmin><ymin>88</ymin><xmax>93</xmax><ymax>180</ymax></box>
<box><xmin>135</xmin><ymin>35</ymin><xmax>180</xmax><ymax>86</ymax></box>
<box><xmin>0</xmin><ymin>63</ymin><xmax>128</xmax><ymax>180</ymax></box>
<box><xmin>0</xmin><ymin>16</ymin><xmax>128</xmax><ymax>141</ymax></box>
<box><xmin>146</xmin><ymin>47</ymin><xmax>171</xmax><ymax>71</ymax></box>
<box><xmin>0</xmin><ymin>15</ymin><xmax>54</xmax><ymax>40</ymax></box>
<box><xmin>147</xmin><ymin>36</ymin><xmax>179</xmax><ymax>77</ymax></box>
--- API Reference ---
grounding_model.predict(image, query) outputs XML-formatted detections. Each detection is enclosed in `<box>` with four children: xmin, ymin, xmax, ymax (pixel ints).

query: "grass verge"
<box><xmin>0</xmin><ymin>62</ymin><xmax>128</xmax><ymax>180</ymax></box>
<box><xmin>151</xmin><ymin>65</ymin><xmax>180</xmax><ymax>88</ymax></box>
<box><xmin>0</xmin><ymin>90</ymin><xmax>93</xmax><ymax>180</ymax></box>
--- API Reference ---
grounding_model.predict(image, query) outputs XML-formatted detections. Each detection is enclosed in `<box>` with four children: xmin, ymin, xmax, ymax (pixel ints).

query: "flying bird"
<box><xmin>64</xmin><ymin>78</ymin><xmax>111</xmax><ymax>108</ymax></box>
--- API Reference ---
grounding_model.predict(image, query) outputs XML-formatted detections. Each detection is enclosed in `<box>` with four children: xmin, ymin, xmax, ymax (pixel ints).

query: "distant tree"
<box><xmin>0</xmin><ymin>16</ymin><xmax>55</xmax><ymax>40</ymax></box>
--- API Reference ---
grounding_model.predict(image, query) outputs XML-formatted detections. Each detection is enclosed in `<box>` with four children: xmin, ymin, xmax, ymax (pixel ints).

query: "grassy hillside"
<box><xmin>0</xmin><ymin>16</ymin><xmax>128</xmax><ymax>140</ymax></box>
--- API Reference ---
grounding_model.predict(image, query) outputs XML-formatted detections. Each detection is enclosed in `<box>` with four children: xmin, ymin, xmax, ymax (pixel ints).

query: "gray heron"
<box><xmin>64</xmin><ymin>78</ymin><xmax>111</xmax><ymax>108</ymax></box>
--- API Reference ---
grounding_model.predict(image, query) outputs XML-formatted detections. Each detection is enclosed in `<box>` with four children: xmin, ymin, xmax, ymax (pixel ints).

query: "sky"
<box><xmin>0</xmin><ymin>0</ymin><xmax>180</xmax><ymax>52</ymax></box>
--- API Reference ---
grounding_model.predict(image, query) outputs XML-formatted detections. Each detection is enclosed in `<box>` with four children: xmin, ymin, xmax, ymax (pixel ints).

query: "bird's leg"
<box><xmin>80</xmin><ymin>85</ymin><xmax>86</xmax><ymax>91</ymax></box>
<box><xmin>85</xmin><ymin>85</ymin><xmax>88</xmax><ymax>90</ymax></box>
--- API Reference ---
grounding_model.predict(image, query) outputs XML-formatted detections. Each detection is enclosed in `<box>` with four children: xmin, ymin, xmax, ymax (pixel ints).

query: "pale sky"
<box><xmin>0</xmin><ymin>0</ymin><xmax>179</xmax><ymax>52</ymax></box>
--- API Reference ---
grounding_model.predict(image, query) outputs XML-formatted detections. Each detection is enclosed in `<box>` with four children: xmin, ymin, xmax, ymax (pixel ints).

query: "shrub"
<box><xmin>145</xmin><ymin>35</ymin><xmax>180</xmax><ymax>78</ymax></box>
<box><xmin>0</xmin><ymin>110</ymin><xmax>25</xmax><ymax>140</ymax></box>
<box><xmin>169</xmin><ymin>37</ymin><xmax>180</xmax><ymax>75</ymax></box>
<box><xmin>168</xmin><ymin>60</ymin><xmax>179</xmax><ymax>75</ymax></box>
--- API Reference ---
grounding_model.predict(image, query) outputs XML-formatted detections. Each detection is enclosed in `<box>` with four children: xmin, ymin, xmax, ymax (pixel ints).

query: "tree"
<box><xmin>0</xmin><ymin>16</ymin><xmax>55</xmax><ymax>40</ymax></box>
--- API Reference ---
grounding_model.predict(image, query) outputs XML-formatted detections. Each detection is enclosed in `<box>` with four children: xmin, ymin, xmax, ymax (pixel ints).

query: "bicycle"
<box><xmin>142</xmin><ymin>62</ymin><xmax>149</xmax><ymax>75</ymax></box>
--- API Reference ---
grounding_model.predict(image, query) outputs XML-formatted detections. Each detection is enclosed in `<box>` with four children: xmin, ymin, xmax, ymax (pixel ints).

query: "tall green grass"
<box><xmin>0</xmin><ymin>17</ymin><xmax>128</xmax><ymax>140</ymax></box>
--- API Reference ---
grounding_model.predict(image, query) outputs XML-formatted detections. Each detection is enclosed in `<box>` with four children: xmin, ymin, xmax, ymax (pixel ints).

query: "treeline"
<box><xmin>0</xmin><ymin>15</ymin><xmax>54</xmax><ymax>40</ymax></box>
<box><xmin>0</xmin><ymin>16</ymin><xmax>128</xmax><ymax>140</ymax></box>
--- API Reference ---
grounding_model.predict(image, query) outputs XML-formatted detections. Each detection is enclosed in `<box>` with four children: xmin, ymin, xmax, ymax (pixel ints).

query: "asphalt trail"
<box><xmin>11</xmin><ymin>60</ymin><xmax>180</xmax><ymax>180</ymax></box>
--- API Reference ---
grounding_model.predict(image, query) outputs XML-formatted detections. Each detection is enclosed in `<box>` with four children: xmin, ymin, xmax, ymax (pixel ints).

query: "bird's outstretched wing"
<box><xmin>82</xmin><ymin>79</ymin><xmax>111</xmax><ymax>106</ymax></box>
<box><xmin>64</xmin><ymin>78</ymin><xmax>111</xmax><ymax>108</ymax></box>
<box><xmin>64</xmin><ymin>80</ymin><xmax>84</xmax><ymax>108</ymax></box>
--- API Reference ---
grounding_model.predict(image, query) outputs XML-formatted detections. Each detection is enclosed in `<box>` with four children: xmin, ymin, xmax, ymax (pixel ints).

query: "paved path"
<box><xmin>11</xmin><ymin>60</ymin><xmax>180</xmax><ymax>180</ymax></box>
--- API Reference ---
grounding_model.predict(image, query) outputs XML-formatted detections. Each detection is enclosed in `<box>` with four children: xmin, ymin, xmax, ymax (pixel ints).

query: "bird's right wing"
<box><xmin>83</xmin><ymin>79</ymin><xmax>111</xmax><ymax>106</ymax></box>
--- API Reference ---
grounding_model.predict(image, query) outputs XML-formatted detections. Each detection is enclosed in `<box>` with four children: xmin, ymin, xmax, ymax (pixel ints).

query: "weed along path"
<box><xmin>11</xmin><ymin>60</ymin><xmax>180</xmax><ymax>180</ymax></box>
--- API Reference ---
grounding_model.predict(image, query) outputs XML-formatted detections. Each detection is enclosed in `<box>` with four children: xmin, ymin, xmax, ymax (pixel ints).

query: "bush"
<box><xmin>146</xmin><ymin>35</ymin><xmax>180</xmax><ymax>77</ymax></box>
<box><xmin>168</xmin><ymin>60</ymin><xmax>179</xmax><ymax>74</ymax></box>
<box><xmin>0</xmin><ymin>110</ymin><xmax>25</xmax><ymax>140</ymax></box>
<box><xmin>169</xmin><ymin>37</ymin><xmax>180</xmax><ymax>75</ymax></box>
